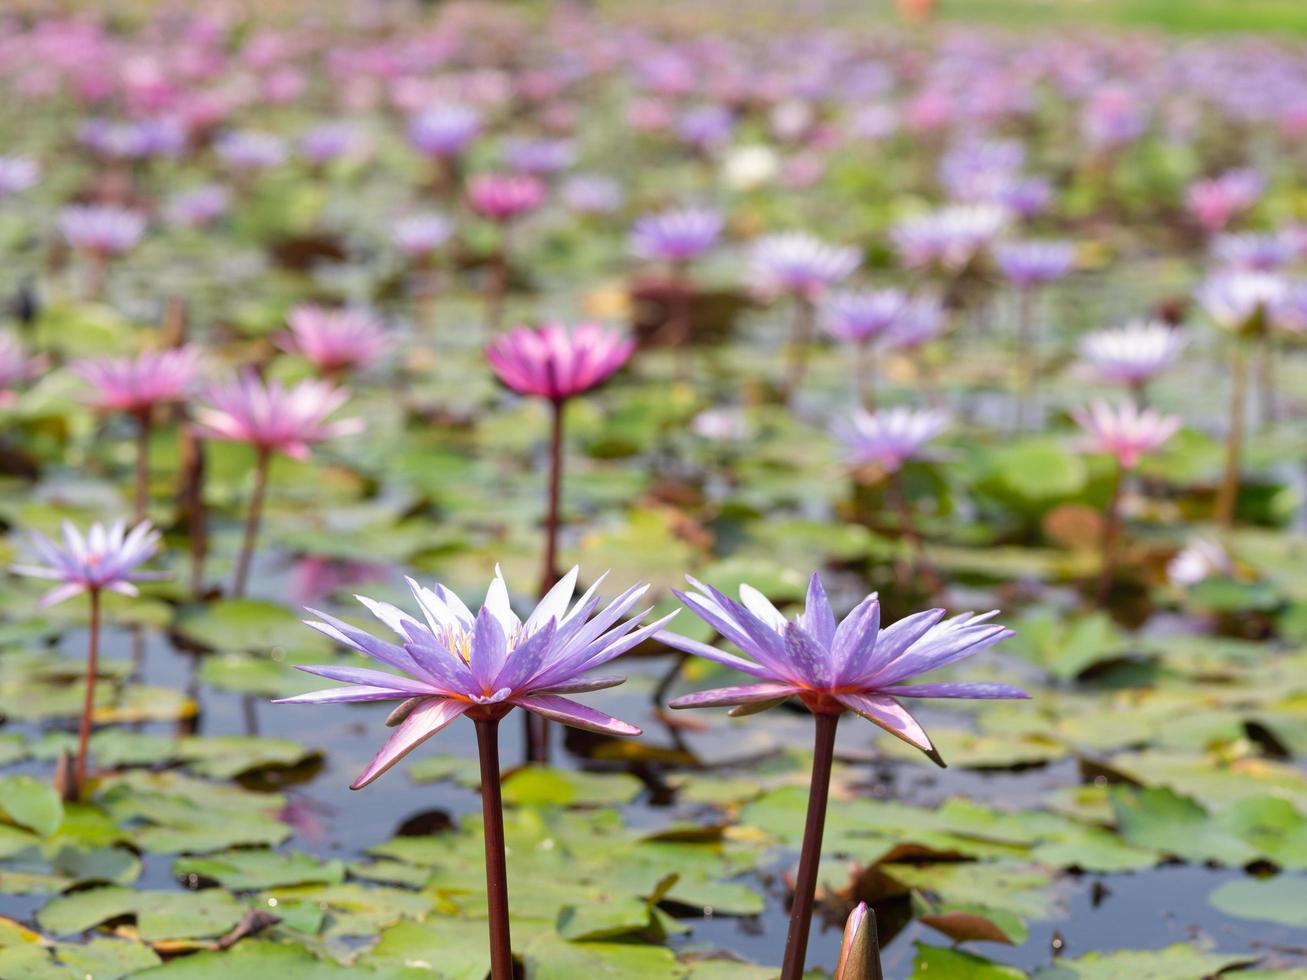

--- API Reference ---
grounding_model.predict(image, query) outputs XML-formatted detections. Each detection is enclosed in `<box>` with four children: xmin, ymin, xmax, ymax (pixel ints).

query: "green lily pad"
<box><xmin>1208</xmin><ymin>874</ymin><xmax>1307</xmax><ymax>927</ymax></box>
<box><xmin>1031</xmin><ymin>943</ymin><xmax>1254</xmax><ymax>979</ymax></box>
<box><xmin>174</xmin><ymin>850</ymin><xmax>346</xmax><ymax>890</ymax></box>
<box><xmin>0</xmin><ymin>776</ymin><xmax>63</xmax><ymax>838</ymax></box>
<box><xmin>38</xmin><ymin>885</ymin><xmax>245</xmax><ymax>941</ymax></box>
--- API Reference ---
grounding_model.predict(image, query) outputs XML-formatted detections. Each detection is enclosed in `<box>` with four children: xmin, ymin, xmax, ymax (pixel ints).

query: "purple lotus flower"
<box><xmin>1196</xmin><ymin>270</ymin><xmax>1286</xmax><ymax>334</ymax></box>
<box><xmin>215</xmin><ymin>130</ymin><xmax>287</xmax><ymax>171</ymax></box>
<box><xmin>1080</xmin><ymin>85</ymin><xmax>1148</xmax><ymax>151</ymax></box>
<box><xmin>751</xmin><ymin>232</ymin><xmax>859</xmax><ymax>300</ymax></box>
<box><xmin>677</xmin><ymin>104</ymin><xmax>735</xmax><ymax>152</ymax></box>
<box><xmin>1188</xmin><ymin>169</ymin><xmax>1264</xmax><ymax>233</ymax></box>
<box><xmin>502</xmin><ymin>137</ymin><xmax>576</xmax><ymax>175</ymax></box>
<box><xmin>630</xmin><ymin>207</ymin><xmax>724</xmax><ymax>264</ymax></box>
<box><xmin>995</xmin><ymin>240</ymin><xmax>1076</xmax><ymax>287</ymax></box>
<box><xmin>0</xmin><ymin>332</ymin><xmax>45</xmax><ymax>401</ymax></box>
<box><xmin>392</xmin><ymin>212</ymin><xmax>453</xmax><ymax>258</ymax></box>
<box><xmin>887</xmin><ymin>296</ymin><xmax>946</xmax><ymax>350</ymax></box>
<box><xmin>409</xmin><ymin>103</ymin><xmax>481</xmax><ymax>159</ymax></box>
<box><xmin>166</xmin><ymin>184</ymin><xmax>231</xmax><ymax>229</ymax></box>
<box><xmin>277</xmin><ymin>306</ymin><xmax>390</xmax><ymax>375</ymax></box>
<box><xmin>661</xmin><ymin>573</ymin><xmax>1025</xmax><ymax>762</ymax></box>
<box><xmin>1072</xmin><ymin>400</ymin><xmax>1181</xmax><ymax>469</ymax></box>
<box><xmin>59</xmin><ymin>205</ymin><xmax>146</xmax><ymax>257</ymax></box>
<box><xmin>820</xmin><ymin>289</ymin><xmax>909</xmax><ymax>344</ymax></box>
<box><xmin>487</xmin><ymin>322</ymin><xmax>634</xmax><ymax>403</ymax></box>
<box><xmin>0</xmin><ymin>156</ymin><xmax>40</xmax><ymax>198</ymax></box>
<box><xmin>14</xmin><ymin>519</ymin><xmax>161</xmax><ymax>607</ymax></box>
<box><xmin>1210</xmin><ymin>233</ymin><xmax>1291</xmax><ymax>272</ymax></box>
<box><xmin>468</xmin><ymin>173</ymin><xmax>547</xmax><ymax>223</ymax></box>
<box><xmin>892</xmin><ymin>205</ymin><xmax>1008</xmax><ymax>272</ymax></box>
<box><xmin>70</xmin><ymin>347</ymin><xmax>199</xmax><ymax>414</ymax></box>
<box><xmin>835</xmin><ymin>406</ymin><xmax>949</xmax><ymax>473</ymax></box>
<box><xmin>559</xmin><ymin>174</ymin><xmax>623</xmax><ymax>216</ymax></box>
<box><xmin>1079</xmin><ymin>321</ymin><xmax>1186</xmax><ymax>386</ymax></box>
<box><xmin>195</xmin><ymin>371</ymin><xmax>362</xmax><ymax>461</ymax></box>
<box><xmin>275</xmin><ymin>566</ymin><xmax>672</xmax><ymax>787</ymax></box>
<box><xmin>299</xmin><ymin>122</ymin><xmax>364</xmax><ymax>166</ymax></box>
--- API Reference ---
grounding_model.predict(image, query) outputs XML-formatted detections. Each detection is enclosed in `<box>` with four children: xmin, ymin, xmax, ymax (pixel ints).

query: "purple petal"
<box><xmin>492</xmin><ymin>618</ymin><xmax>556</xmax><ymax>693</ymax></box>
<box><xmin>831</xmin><ymin>596</ymin><xmax>880</xmax><ymax>683</ymax></box>
<box><xmin>846</xmin><ymin>608</ymin><xmax>944</xmax><ymax>685</ymax></box>
<box><xmin>304</xmin><ymin>608</ymin><xmax>420</xmax><ymax>675</ymax></box>
<box><xmin>351</xmin><ymin>698</ymin><xmax>469</xmax><ymax>789</ymax></box>
<box><xmin>873</xmin><ymin>625</ymin><xmax>1014</xmax><ymax>687</ymax></box>
<box><xmin>800</xmin><ymin>573</ymin><xmax>837</xmax><ymax>650</ymax></box>
<box><xmin>669</xmin><ymin>681</ymin><xmax>801</xmax><ymax>709</ymax></box>
<box><xmin>536</xmin><ymin>675</ymin><xmax>626</xmax><ymax>694</ymax></box>
<box><xmin>512</xmin><ymin>693</ymin><xmax>640</xmax><ymax>736</ymax></box>
<box><xmin>836</xmin><ymin>692</ymin><xmax>939</xmax><ymax>761</ymax></box>
<box><xmin>292</xmin><ymin>663</ymin><xmax>443</xmax><ymax>696</ymax></box>
<box><xmin>39</xmin><ymin>582</ymin><xmax>86</xmax><ymax>608</ymax></box>
<box><xmin>655</xmin><ymin>630</ymin><xmax>774</xmax><ymax>680</ymax></box>
<box><xmin>273</xmin><ymin>684</ymin><xmax>411</xmax><ymax>705</ymax></box>
<box><xmin>783</xmin><ymin>621</ymin><xmax>832</xmax><ymax>688</ymax></box>
<box><xmin>470</xmin><ymin>606</ymin><xmax>508</xmax><ymax>692</ymax></box>
<box><xmin>883</xmin><ymin>681</ymin><xmax>1028</xmax><ymax>700</ymax></box>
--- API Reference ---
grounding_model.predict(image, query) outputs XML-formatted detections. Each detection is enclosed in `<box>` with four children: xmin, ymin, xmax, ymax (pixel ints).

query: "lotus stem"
<box><xmin>475</xmin><ymin>715</ymin><xmax>514</xmax><ymax>980</ymax></box>
<box><xmin>232</xmin><ymin>447</ymin><xmax>271</xmax><ymax>598</ymax></box>
<box><xmin>74</xmin><ymin>587</ymin><xmax>102</xmax><ymax>799</ymax></box>
<box><xmin>669</xmin><ymin>260</ymin><xmax>693</xmax><ymax>382</ymax></box>
<box><xmin>889</xmin><ymin>472</ymin><xmax>942</xmax><ymax>600</ymax></box>
<box><xmin>1258</xmin><ymin>330</ymin><xmax>1277</xmax><ymax>429</ymax></box>
<box><xmin>527</xmin><ymin>398</ymin><xmax>567</xmax><ymax>764</ymax></box>
<box><xmin>1015</xmin><ymin>285</ymin><xmax>1037</xmax><ymax>430</ymax></box>
<box><xmin>783</xmin><ymin>295</ymin><xmax>816</xmax><ymax>402</ymax></box>
<box><xmin>1096</xmin><ymin>461</ymin><xmax>1124</xmax><ymax>605</ymax></box>
<box><xmin>133</xmin><ymin>408</ymin><xmax>151</xmax><ymax>524</ymax></box>
<box><xmin>1215</xmin><ymin>342</ymin><xmax>1247</xmax><ymax>529</ymax></box>
<box><xmin>855</xmin><ymin>340</ymin><xmax>876</xmax><ymax>410</ymax></box>
<box><xmin>484</xmin><ymin>226</ymin><xmax>511</xmax><ymax>335</ymax></box>
<box><xmin>780</xmin><ymin>710</ymin><xmax>839</xmax><ymax>980</ymax></box>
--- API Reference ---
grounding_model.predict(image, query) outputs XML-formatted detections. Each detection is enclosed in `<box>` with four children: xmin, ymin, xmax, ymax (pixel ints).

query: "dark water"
<box><xmin>3</xmin><ymin>596</ymin><xmax>1306</xmax><ymax>977</ymax></box>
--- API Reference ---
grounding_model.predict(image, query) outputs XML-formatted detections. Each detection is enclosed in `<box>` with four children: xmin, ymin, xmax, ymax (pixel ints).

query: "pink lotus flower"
<box><xmin>487</xmin><ymin>322</ymin><xmax>634</xmax><ymax>403</ymax></box>
<box><xmin>70</xmin><ymin>347</ymin><xmax>199</xmax><ymax>414</ymax></box>
<box><xmin>277</xmin><ymin>306</ymin><xmax>390</xmax><ymax>375</ymax></box>
<box><xmin>1072</xmin><ymin>400</ymin><xmax>1180</xmax><ymax>469</ymax></box>
<box><xmin>195</xmin><ymin>371</ymin><xmax>363</xmax><ymax>461</ymax></box>
<box><xmin>835</xmin><ymin>406</ymin><xmax>949</xmax><ymax>474</ymax></box>
<box><xmin>468</xmin><ymin>173</ymin><xmax>546</xmax><ymax>223</ymax></box>
<box><xmin>1187</xmin><ymin>169</ymin><xmax>1264</xmax><ymax>233</ymax></box>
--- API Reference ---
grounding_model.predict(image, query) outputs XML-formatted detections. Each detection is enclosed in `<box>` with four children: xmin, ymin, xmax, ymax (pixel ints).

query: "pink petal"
<box><xmin>835</xmin><ymin>692</ymin><xmax>942</xmax><ymax>765</ymax></box>
<box><xmin>668</xmin><ymin>681</ymin><xmax>801</xmax><ymax>710</ymax></box>
<box><xmin>351</xmin><ymin>698</ymin><xmax>469</xmax><ymax>789</ymax></box>
<box><xmin>512</xmin><ymin>693</ymin><xmax>640</xmax><ymax>737</ymax></box>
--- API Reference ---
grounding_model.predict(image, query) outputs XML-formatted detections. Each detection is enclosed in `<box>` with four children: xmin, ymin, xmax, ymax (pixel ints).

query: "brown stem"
<box><xmin>889</xmin><ymin>472</ymin><xmax>942</xmax><ymax>600</ymax></box>
<box><xmin>780</xmin><ymin>711</ymin><xmax>839</xmax><ymax>980</ymax></box>
<box><xmin>1096</xmin><ymin>461</ymin><xmax>1124</xmax><ymax>606</ymax></box>
<box><xmin>232</xmin><ymin>448</ymin><xmax>271</xmax><ymax>598</ymax></box>
<box><xmin>74</xmin><ymin>588</ymin><xmax>102</xmax><ymax>799</ymax></box>
<box><xmin>783</xmin><ymin>295</ymin><xmax>815</xmax><ymax>402</ymax></box>
<box><xmin>1215</xmin><ymin>343</ymin><xmax>1247</xmax><ymax>529</ymax></box>
<box><xmin>475</xmin><ymin>716</ymin><xmax>514</xmax><ymax>980</ymax></box>
<box><xmin>132</xmin><ymin>409</ymin><xmax>151</xmax><ymax>524</ymax></box>
<box><xmin>527</xmin><ymin>400</ymin><xmax>566</xmax><ymax>766</ymax></box>
<box><xmin>540</xmin><ymin>400</ymin><xmax>564</xmax><ymax>597</ymax></box>
<box><xmin>669</xmin><ymin>261</ymin><xmax>693</xmax><ymax>381</ymax></box>
<box><xmin>178</xmin><ymin>428</ymin><xmax>208</xmax><ymax>599</ymax></box>
<box><xmin>1258</xmin><ymin>330</ymin><xmax>1277</xmax><ymax>429</ymax></box>
<box><xmin>484</xmin><ymin>225</ymin><xmax>512</xmax><ymax>335</ymax></box>
<box><xmin>856</xmin><ymin>340</ymin><xmax>876</xmax><ymax>410</ymax></box>
<box><xmin>1130</xmin><ymin>378</ymin><xmax>1149</xmax><ymax>409</ymax></box>
<box><xmin>1015</xmin><ymin>286</ymin><xmax>1037</xmax><ymax>430</ymax></box>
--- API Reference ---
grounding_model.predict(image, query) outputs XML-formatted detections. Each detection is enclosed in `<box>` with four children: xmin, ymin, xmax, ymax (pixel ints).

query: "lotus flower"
<box><xmin>1079</xmin><ymin>321</ymin><xmax>1186</xmax><ymax>389</ymax></box>
<box><xmin>13</xmin><ymin>519</ymin><xmax>161</xmax><ymax>608</ymax></box>
<box><xmin>70</xmin><ymin>348</ymin><xmax>199</xmax><ymax>414</ymax></box>
<box><xmin>487</xmin><ymin>322</ymin><xmax>633</xmax><ymax>403</ymax></box>
<box><xmin>630</xmin><ymin>207</ymin><xmax>724</xmax><ymax>263</ymax></box>
<box><xmin>195</xmin><ymin>371</ymin><xmax>361</xmax><ymax>461</ymax></box>
<box><xmin>835</xmin><ymin>406</ymin><xmax>948</xmax><ymax>474</ymax></box>
<box><xmin>1072</xmin><ymin>400</ymin><xmax>1180</xmax><ymax>469</ymax></box>
<box><xmin>277</xmin><ymin>306</ymin><xmax>390</xmax><ymax>375</ymax></box>
<box><xmin>276</xmin><ymin>566</ymin><xmax>671</xmax><ymax>788</ymax></box>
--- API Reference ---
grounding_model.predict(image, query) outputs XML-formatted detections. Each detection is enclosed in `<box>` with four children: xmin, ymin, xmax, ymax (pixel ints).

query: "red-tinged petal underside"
<box><xmin>835</xmin><ymin>691</ymin><xmax>944</xmax><ymax>766</ymax></box>
<box><xmin>351</xmin><ymin>698</ymin><xmax>469</xmax><ymax>789</ymax></box>
<box><xmin>668</xmin><ymin>681</ymin><xmax>802</xmax><ymax>710</ymax></box>
<box><xmin>511</xmin><ymin>692</ymin><xmax>640</xmax><ymax>737</ymax></box>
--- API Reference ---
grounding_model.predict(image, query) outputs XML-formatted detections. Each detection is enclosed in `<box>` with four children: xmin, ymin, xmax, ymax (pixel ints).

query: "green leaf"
<box><xmin>1110</xmin><ymin>787</ymin><xmax>1259</xmax><ymax>866</ymax></box>
<box><xmin>0</xmin><ymin>776</ymin><xmax>63</xmax><ymax>838</ymax></box>
<box><xmin>911</xmin><ymin>943</ymin><xmax>1028</xmax><ymax>978</ymax></box>
<box><xmin>131</xmin><ymin>939</ymin><xmax>356</xmax><ymax>978</ymax></box>
<box><xmin>1031</xmin><ymin>943</ymin><xmax>1254</xmax><ymax>979</ymax></box>
<box><xmin>173</xmin><ymin>850</ymin><xmax>346</xmax><ymax>891</ymax></box>
<box><xmin>501</xmin><ymin>767</ymin><xmax>643</xmax><ymax>807</ymax></box>
<box><xmin>37</xmin><ymin>886</ymin><xmax>245</xmax><ymax>941</ymax></box>
<box><xmin>1208</xmin><ymin>875</ymin><xmax>1307</xmax><ymax>927</ymax></box>
<box><xmin>355</xmin><ymin>917</ymin><xmax>489</xmax><ymax>978</ymax></box>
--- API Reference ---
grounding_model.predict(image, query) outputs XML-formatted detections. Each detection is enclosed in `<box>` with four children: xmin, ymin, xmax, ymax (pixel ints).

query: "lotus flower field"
<box><xmin>2</xmin><ymin>1</ymin><xmax>1307</xmax><ymax>977</ymax></box>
